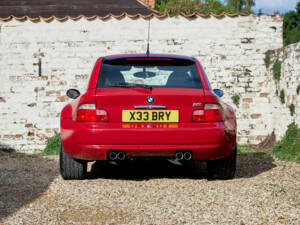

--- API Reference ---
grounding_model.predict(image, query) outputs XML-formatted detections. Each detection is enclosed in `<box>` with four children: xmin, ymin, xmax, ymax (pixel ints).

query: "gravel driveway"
<box><xmin>0</xmin><ymin>153</ymin><xmax>299</xmax><ymax>225</ymax></box>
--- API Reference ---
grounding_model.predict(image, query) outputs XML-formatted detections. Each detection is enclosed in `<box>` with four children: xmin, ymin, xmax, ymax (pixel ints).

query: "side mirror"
<box><xmin>213</xmin><ymin>89</ymin><xmax>223</xmax><ymax>98</ymax></box>
<box><xmin>66</xmin><ymin>89</ymin><xmax>80</xmax><ymax>99</ymax></box>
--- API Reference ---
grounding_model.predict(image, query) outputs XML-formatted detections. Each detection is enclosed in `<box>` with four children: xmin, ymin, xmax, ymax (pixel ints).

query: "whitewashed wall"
<box><xmin>0</xmin><ymin>15</ymin><xmax>293</xmax><ymax>153</ymax></box>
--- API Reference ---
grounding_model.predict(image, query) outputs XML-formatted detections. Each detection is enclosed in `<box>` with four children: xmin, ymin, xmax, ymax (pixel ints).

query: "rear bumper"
<box><xmin>61</xmin><ymin>119</ymin><xmax>236</xmax><ymax>160</ymax></box>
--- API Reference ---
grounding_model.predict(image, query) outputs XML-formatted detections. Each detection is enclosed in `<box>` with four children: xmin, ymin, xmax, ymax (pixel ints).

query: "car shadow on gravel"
<box><xmin>87</xmin><ymin>152</ymin><xmax>276</xmax><ymax>180</ymax></box>
<box><xmin>0</xmin><ymin>153</ymin><xmax>58</xmax><ymax>222</ymax></box>
<box><xmin>88</xmin><ymin>158</ymin><xmax>207</xmax><ymax>180</ymax></box>
<box><xmin>235</xmin><ymin>152</ymin><xmax>276</xmax><ymax>178</ymax></box>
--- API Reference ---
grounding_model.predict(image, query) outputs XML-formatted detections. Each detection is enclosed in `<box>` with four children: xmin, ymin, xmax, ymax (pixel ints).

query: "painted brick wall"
<box><xmin>0</xmin><ymin>15</ymin><xmax>293</xmax><ymax>153</ymax></box>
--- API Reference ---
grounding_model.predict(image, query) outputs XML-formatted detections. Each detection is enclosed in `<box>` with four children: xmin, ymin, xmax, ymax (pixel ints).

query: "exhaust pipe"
<box><xmin>183</xmin><ymin>152</ymin><xmax>192</xmax><ymax>160</ymax></box>
<box><xmin>117</xmin><ymin>152</ymin><xmax>126</xmax><ymax>160</ymax></box>
<box><xmin>108</xmin><ymin>151</ymin><xmax>118</xmax><ymax>161</ymax></box>
<box><xmin>175</xmin><ymin>152</ymin><xmax>184</xmax><ymax>161</ymax></box>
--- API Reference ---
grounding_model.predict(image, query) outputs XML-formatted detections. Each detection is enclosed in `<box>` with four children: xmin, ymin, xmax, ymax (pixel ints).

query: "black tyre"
<box><xmin>207</xmin><ymin>146</ymin><xmax>237</xmax><ymax>180</ymax></box>
<box><xmin>60</xmin><ymin>142</ymin><xmax>87</xmax><ymax>180</ymax></box>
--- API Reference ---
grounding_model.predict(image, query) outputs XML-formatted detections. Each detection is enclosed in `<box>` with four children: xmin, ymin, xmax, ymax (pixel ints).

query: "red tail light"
<box><xmin>192</xmin><ymin>104</ymin><xmax>223</xmax><ymax>122</ymax></box>
<box><xmin>76</xmin><ymin>104</ymin><xmax>108</xmax><ymax>122</ymax></box>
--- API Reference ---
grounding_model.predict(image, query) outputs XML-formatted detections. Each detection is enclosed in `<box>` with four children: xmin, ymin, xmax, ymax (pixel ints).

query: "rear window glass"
<box><xmin>97</xmin><ymin>58</ymin><xmax>202</xmax><ymax>89</ymax></box>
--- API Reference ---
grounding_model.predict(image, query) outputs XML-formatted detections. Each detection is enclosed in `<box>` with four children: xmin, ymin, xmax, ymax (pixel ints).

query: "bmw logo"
<box><xmin>147</xmin><ymin>96</ymin><xmax>154</xmax><ymax>104</ymax></box>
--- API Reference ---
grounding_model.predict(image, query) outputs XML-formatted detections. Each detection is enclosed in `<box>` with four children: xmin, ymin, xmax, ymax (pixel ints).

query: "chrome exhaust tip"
<box><xmin>175</xmin><ymin>152</ymin><xmax>184</xmax><ymax>161</ymax></box>
<box><xmin>117</xmin><ymin>152</ymin><xmax>126</xmax><ymax>160</ymax></box>
<box><xmin>183</xmin><ymin>152</ymin><xmax>192</xmax><ymax>160</ymax></box>
<box><xmin>108</xmin><ymin>151</ymin><xmax>118</xmax><ymax>161</ymax></box>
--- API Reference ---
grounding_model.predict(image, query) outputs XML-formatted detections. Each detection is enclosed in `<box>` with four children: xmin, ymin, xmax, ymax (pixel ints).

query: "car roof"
<box><xmin>102</xmin><ymin>53</ymin><xmax>195</xmax><ymax>61</ymax></box>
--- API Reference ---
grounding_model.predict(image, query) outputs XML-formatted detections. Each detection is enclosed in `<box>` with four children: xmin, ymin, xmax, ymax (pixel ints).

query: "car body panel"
<box><xmin>60</xmin><ymin>53</ymin><xmax>237</xmax><ymax>161</ymax></box>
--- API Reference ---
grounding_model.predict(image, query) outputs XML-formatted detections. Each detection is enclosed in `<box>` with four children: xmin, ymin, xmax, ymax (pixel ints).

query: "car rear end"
<box><xmin>61</xmin><ymin>55</ymin><xmax>236</xmax><ymax>164</ymax></box>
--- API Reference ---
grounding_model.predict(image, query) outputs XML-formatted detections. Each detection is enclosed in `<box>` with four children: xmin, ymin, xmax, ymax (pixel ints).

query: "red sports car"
<box><xmin>60</xmin><ymin>54</ymin><xmax>237</xmax><ymax>180</ymax></box>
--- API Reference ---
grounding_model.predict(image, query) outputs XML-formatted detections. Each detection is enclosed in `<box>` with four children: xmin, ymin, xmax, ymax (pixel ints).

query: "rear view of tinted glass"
<box><xmin>97</xmin><ymin>58</ymin><xmax>202</xmax><ymax>89</ymax></box>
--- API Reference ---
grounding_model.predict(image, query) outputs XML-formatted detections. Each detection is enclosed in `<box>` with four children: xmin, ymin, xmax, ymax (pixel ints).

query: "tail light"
<box><xmin>192</xmin><ymin>104</ymin><xmax>223</xmax><ymax>122</ymax></box>
<box><xmin>76</xmin><ymin>104</ymin><xmax>108</xmax><ymax>122</ymax></box>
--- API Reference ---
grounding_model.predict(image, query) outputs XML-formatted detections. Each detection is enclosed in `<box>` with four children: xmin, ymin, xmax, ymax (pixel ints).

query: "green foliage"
<box><xmin>231</xmin><ymin>94</ymin><xmax>240</xmax><ymax>106</ymax></box>
<box><xmin>280</xmin><ymin>90</ymin><xmax>285</xmax><ymax>104</ymax></box>
<box><xmin>226</xmin><ymin>0</ymin><xmax>255</xmax><ymax>14</ymax></box>
<box><xmin>297</xmin><ymin>84</ymin><xmax>300</xmax><ymax>95</ymax></box>
<box><xmin>272</xmin><ymin>123</ymin><xmax>300</xmax><ymax>163</ymax></box>
<box><xmin>43</xmin><ymin>134</ymin><xmax>60</xmax><ymax>155</ymax></box>
<box><xmin>289</xmin><ymin>104</ymin><xmax>295</xmax><ymax>116</ymax></box>
<box><xmin>155</xmin><ymin>0</ymin><xmax>227</xmax><ymax>16</ymax></box>
<box><xmin>264</xmin><ymin>50</ymin><xmax>271</xmax><ymax>68</ymax></box>
<box><xmin>237</xmin><ymin>145</ymin><xmax>265</xmax><ymax>154</ymax></box>
<box><xmin>155</xmin><ymin>0</ymin><xmax>255</xmax><ymax>15</ymax></box>
<box><xmin>272</xmin><ymin>59</ymin><xmax>281</xmax><ymax>81</ymax></box>
<box><xmin>283</xmin><ymin>2</ymin><xmax>300</xmax><ymax>46</ymax></box>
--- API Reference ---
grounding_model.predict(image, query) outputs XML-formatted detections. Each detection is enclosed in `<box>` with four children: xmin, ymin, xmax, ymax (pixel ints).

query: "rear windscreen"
<box><xmin>97</xmin><ymin>58</ymin><xmax>203</xmax><ymax>89</ymax></box>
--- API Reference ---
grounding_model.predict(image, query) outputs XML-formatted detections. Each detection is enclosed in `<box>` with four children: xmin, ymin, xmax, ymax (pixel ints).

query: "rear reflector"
<box><xmin>192</xmin><ymin>104</ymin><xmax>223</xmax><ymax>122</ymax></box>
<box><xmin>76</xmin><ymin>104</ymin><xmax>108</xmax><ymax>122</ymax></box>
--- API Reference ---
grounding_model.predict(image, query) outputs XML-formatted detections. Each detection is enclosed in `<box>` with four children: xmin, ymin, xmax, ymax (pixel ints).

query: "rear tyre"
<box><xmin>60</xmin><ymin>142</ymin><xmax>87</xmax><ymax>180</ymax></box>
<box><xmin>207</xmin><ymin>146</ymin><xmax>237</xmax><ymax>180</ymax></box>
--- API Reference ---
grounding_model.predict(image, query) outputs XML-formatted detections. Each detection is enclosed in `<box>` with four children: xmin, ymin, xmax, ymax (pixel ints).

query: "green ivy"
<box><xmin>42</xmin><ymin>134</ymin><xmax>60</xmax><ymax>155</ymax></box>
<box><xmin>273</xmin><ymin>59</ymin><xmax>282</xmax><ymax>81</ymax></box>
<box><xmin>231</xmin><ymin>94</ymin><xmax>240</xmax><ymax>107</ymax></box>
<box><xmin>289</xmin><ymin>104</ymin><xmax>295</xmax><ymax>116</ymax></box>
<box><xmin>264</xmin><ymin>50</ymin><xmax>271</xmax><ymax>68</ymax></box>
<box><xmin>272</xmin><ymin>123</ymin><xmax>300</xmax><ymax>163</ymax></box>
<box><xmin>280</xmin><ymin>90</ymin><xmax>285</xmax><ymax>104</ymax></box>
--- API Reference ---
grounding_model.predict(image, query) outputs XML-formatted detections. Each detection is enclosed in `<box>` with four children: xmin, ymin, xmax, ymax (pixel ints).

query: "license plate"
<box><xmin>122</xmin><ymin>110</ymin><xmax>179</xmax><ymax>123</ymax></box>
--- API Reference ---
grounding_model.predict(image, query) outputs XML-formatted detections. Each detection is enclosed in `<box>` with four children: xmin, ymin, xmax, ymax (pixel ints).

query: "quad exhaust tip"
<box><xmin>175</xmin><ymin>151</ymin><xmax>192</xmax><ymax>161</ymax></box>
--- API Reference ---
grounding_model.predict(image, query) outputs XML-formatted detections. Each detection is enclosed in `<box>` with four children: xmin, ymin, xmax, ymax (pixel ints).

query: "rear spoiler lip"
<box><xmin>102</xmin><ymin>56</ymin><xmax>195</xmax><ymax>62</ymax></box>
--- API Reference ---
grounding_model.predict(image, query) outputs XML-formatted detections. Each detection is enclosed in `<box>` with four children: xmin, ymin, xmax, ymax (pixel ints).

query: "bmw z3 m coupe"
<box><xmin>60</xmin><ymin>54</ymin><xmax>237</xmax><ymax>180</ymax></box>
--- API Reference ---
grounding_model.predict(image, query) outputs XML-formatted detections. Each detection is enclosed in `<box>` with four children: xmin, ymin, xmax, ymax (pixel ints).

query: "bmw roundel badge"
<box><xmin>147</xmin><ymin>96</ymin><xmax>154</xmax><ymax>104</ymax></box>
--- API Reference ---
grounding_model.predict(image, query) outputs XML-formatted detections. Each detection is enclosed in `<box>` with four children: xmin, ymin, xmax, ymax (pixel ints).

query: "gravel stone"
<box><xmin>0</xmin><ymin>153</ymin><xmax>299</xmax><ymax>224</ymax></box>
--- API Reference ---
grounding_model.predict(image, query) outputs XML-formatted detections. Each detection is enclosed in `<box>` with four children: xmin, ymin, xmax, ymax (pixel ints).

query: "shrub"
<box><xmin>289</xmin><ymin>104</ymin><xmax>295</xmax><ymax>116</ymax></box>
<box><xmin>280</xmin><ymin>90</ymin><xmax>285</xmax><ymax>104</ymax></box>
<box><xmin>155</xmin><ymin>0</ymin><xmax>229</xmax><ymax>16</ymax></box>
<box><xmin>272</xmin><ymin>59</ymin><xmax>281</xmax><ymax>81</ymax></box>
<box><xmin>231</xmin><ymin>94</ymin><xmax>240</xmax><ymax>107</ymax></box>
<box><xmin>43</xmin><ymin>134</ymin><xmax>60</xmax><ymax>155</ymax></box>
<box><xmin>264</xmin><ymin>50</ymin><xmax>271</xmax><ymax>68</ymax></box>
<box><xmin>272</xmin><ymin>123</ymin><xmax>300</xmax><ymax>163</ymax></box>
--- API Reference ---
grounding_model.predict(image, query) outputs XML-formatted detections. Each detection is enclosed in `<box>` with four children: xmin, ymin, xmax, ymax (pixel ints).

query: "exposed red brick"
<box><xmin>75</xmin><ymin>74</ymin><xmax>89</xmax><ymax>80</ymax></box>
<box><xmin>27</xmin><ymin>102</ymin><xmax>37</xmax><ymax>107</ymax></box>
<box><xmin>4</xmin><ymin>134</ymin><xmax>23</xmax><ymax>140</ymax></box>
<box><xmin>256</xmin><ymin>135</ymin><xmax>267</xmax><ymax>141</ymax></box>
<box><xmin>251</xmin><ymin>114</ymin><xmax>262</xmax><ymax>119</ymax></box>
<box><xmin>140</xmin><ymin>0</ymin><xmax>155</xmax><ymax>8</ymax></box>
<box><xmin>59</xmin><ymin>81</ymin><xmax>67</xmax><ymax>86</ymax></box>
<box><xmin>56</xmin><ymin>96</ymin><xmax>68</xmax><ymax>102</ymax></box>
<box><xmin>256</xmin><ymin>49</ymin><xmax>261</xmax><ymax>52</ymax></box>
<box><xmin>46</xmin><ymin>90</ymin><xmax>56</xmax><ymax>96</ymax></box>
<box><xmin>38</xmin><ymin>134</ymin><xmax>48</xmax><ymax>139</ymax></box>
<box><xmin>34</xmin><ymin>87</ymin><xmax>45</xmax><ymax>92</ymax></box>
<box><xmin>0</xmin><ymin>97</ymin><xmax>6</xmax><ymax>103</ymax></box>
<box><xmin>51</xmin><ymin>75</ymin><xmax>59</xmax><ymax>80</ymax></box>
<box><xmin>242</xmin><ymin>104</ymin><xmax>249</xmax><ymax>109</ymax></box>
<box><xmin>45</xmin><ymin>128</ymin><xmax>52</xmax><ymax>133</ymax></box>
<box><xmin>258</xmin><ymin>82</ymin><xmax>264</xmax><ymax>87</ymax></box>
<box><xmin>260</xmin><ymin>93</ymin><xmax>268</xmax><ymax>97</ymax></box>
<box><xmin>25</xmin><ymin>123</ymin><xmax>33</xmax><ymax>128</ymax></box>
<box><xmin>242</xmin><ymin>98</ymin><xmax>253</xmax><ymax>103</ymax></box>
